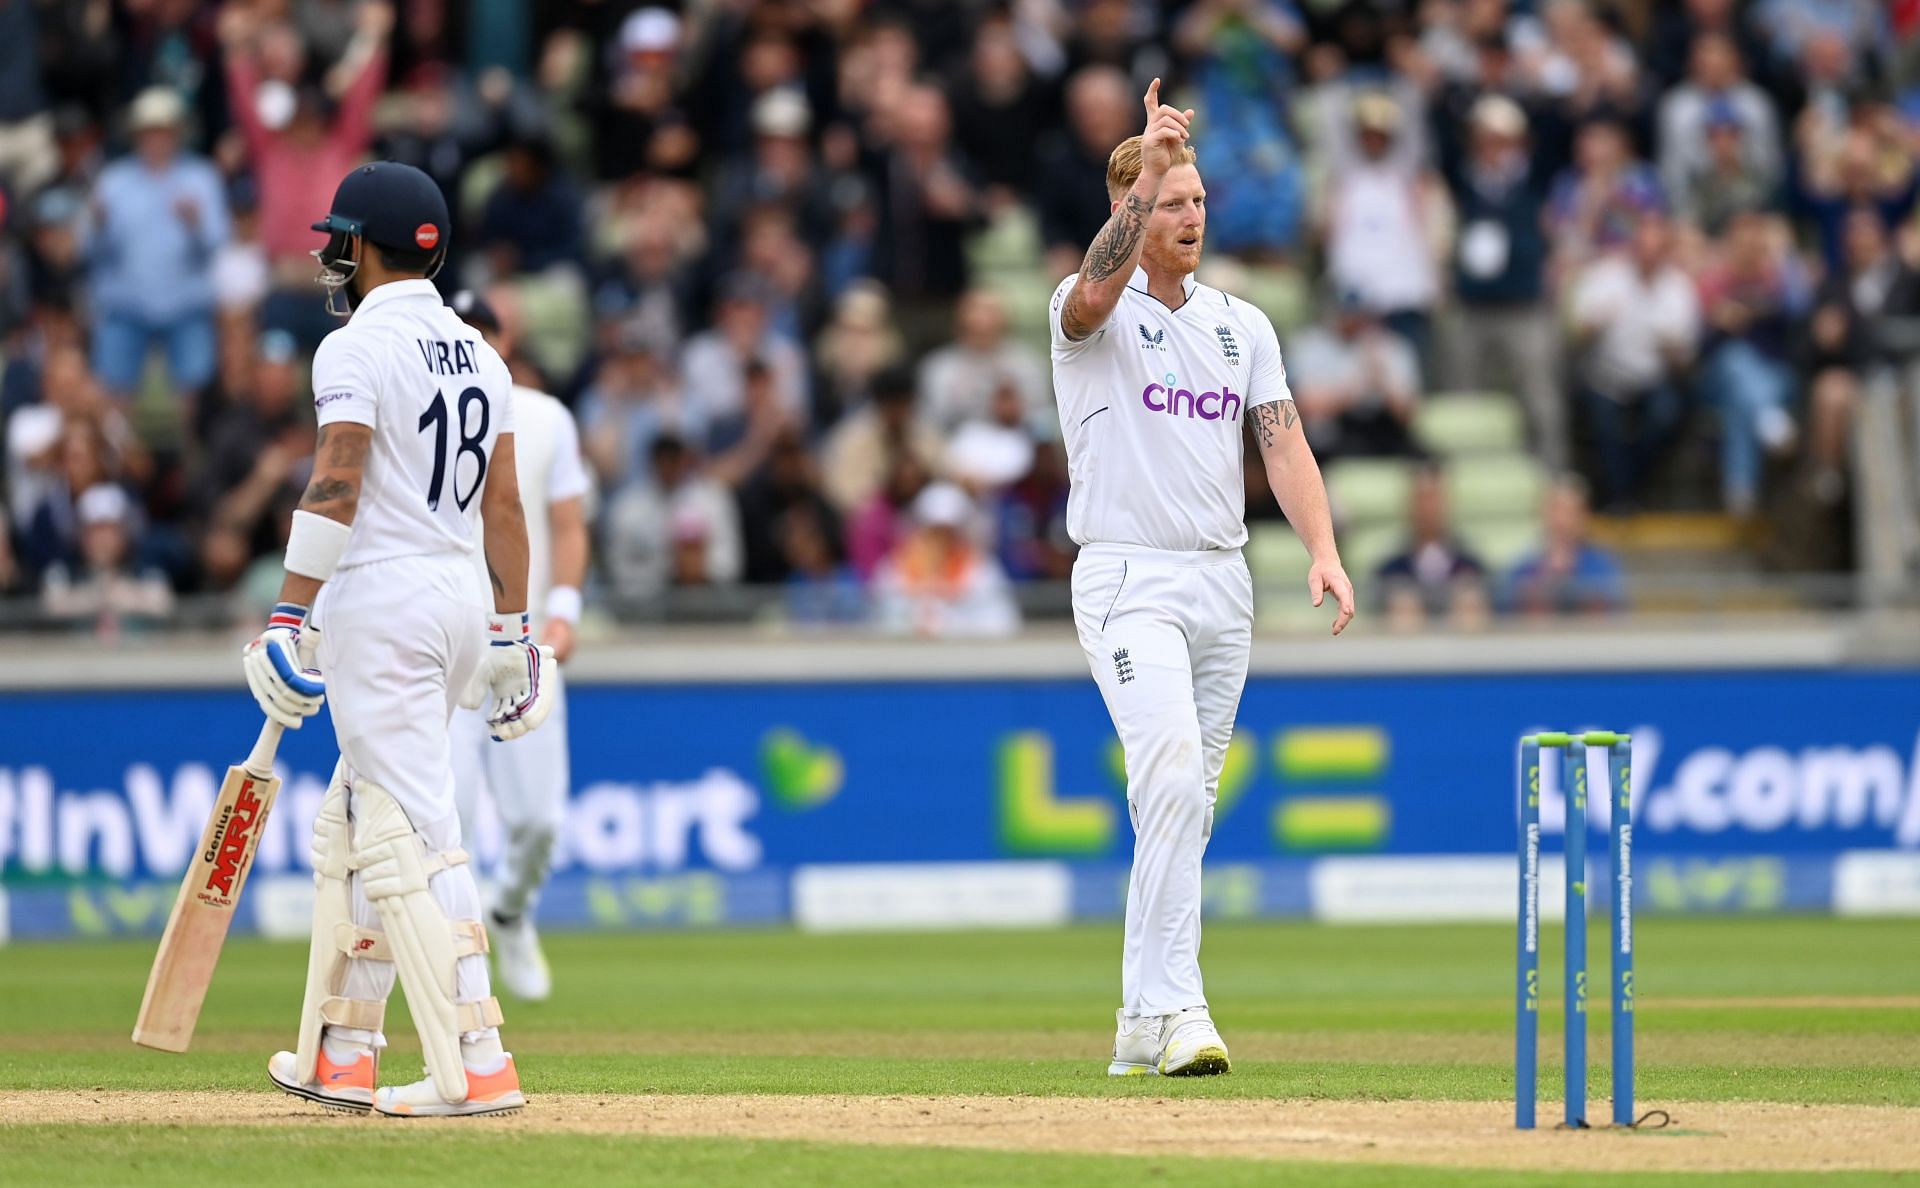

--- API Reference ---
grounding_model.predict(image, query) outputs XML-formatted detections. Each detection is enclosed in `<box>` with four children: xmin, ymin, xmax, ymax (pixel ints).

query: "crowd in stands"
<box><xmin>1</xmin><ymin>0</ymin><xmax>1917</xmax><ymax>637</ymax></box>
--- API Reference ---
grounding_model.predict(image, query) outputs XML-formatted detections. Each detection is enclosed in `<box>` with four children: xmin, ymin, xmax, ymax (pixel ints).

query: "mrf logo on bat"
<box><xmin>198</xmin><ymin>777</ymin><xmax>267</xmax><ymax>905</ymax></box>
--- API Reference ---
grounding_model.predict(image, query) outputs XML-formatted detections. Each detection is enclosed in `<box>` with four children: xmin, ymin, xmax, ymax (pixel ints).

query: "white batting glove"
<box><xmin>481</xmin><ymin>612</ymin><xmax>555</xmax><ymax>741</ymax></box>
<box><xmin>242</xmin><ymin>603</ymin><xmax>325</xmax><ymax>728</ymax></box>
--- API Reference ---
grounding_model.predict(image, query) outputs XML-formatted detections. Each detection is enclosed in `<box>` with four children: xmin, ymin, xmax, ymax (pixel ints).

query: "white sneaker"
<box><xmin>1158</xmin><ymin>1007</ymin><xmax>1231</xmax><ymax>1076</ymax></box>
<box><xmin>374</xmin><ymin>1054</ymin><xmax>527</xmax><ymax>1118</ymax></box>
<box><xmin>490</xmin><ymin>910</ymin><xmax>552</xmax><ymax>1002</ymax></box>
<box><xmin>1107</xmin><ymin>1009</ymin><xmax>1166</xmax><ymax>1076</ymax></box>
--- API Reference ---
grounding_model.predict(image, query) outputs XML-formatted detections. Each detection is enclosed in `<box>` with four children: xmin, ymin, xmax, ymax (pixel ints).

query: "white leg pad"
<box><xmin>350</xmin><ymin>780</ymin><xmax>504</xmax><ymax>1104</ymax></box>
<box><xmin>295</xmin><ymin>765</ymin><xmax>386</xmax><ymax>1084</ymax></box>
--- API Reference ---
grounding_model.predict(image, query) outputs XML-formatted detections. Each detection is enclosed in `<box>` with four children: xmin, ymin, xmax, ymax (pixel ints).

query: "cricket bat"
<box><xmin>131</xmin><ymin>718</ymin><xmax>287</xmax><ymax>1052</ymax></box>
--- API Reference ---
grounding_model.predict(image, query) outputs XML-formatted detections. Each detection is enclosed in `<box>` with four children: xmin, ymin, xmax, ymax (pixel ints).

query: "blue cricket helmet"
<box><xmin>311</xmin><ymin>161</ymin><xmax>451</xmax><ymax>315</ymax></box>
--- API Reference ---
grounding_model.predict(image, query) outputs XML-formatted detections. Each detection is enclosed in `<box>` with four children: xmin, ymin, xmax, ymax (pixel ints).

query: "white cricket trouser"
<box><xmin>313</xmin><ymin>552</ymin><xmax>497</xmax><ymax>1030</ymax></box>
<box><xmin>1071</xmin><ymin>543</ymin><xmax>1253</xmax><ymax>1017</ymax></box>
<box><xmin>451</xmin><ymin>673</ymin><xmax>569</xmax><ymax>921</ymax></box>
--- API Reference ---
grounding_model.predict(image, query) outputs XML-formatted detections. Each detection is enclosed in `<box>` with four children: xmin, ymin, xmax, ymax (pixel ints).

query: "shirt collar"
<box><xmin>352</xmin><ymin>278</ymin><xmax>442</xmax><ymax>317</ymax></box>
<box><xmin>1129</xmin><ymin>265</ymin><xmax>1198</xmax><ymax>304</ymax></box>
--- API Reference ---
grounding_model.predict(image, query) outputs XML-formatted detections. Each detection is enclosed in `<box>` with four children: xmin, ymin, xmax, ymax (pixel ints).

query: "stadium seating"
<box><xmin>1324</xmin><ymin>458</ymin><xmax>1414</xmax><ymax>529</ymax></box>
<box><xmin>1414</xmin><ymin>393</ymin><xmax>1528</xmax><ymax>457</ymax></box>
<box><xmin>1444</xmin><ymin>454</ymin><xmax>1549</xmax><ymax>523</ymax></box>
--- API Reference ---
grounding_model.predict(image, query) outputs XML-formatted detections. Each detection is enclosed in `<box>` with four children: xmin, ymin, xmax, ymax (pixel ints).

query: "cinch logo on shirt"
<box><xmin>1141</xmin><ymin>376</ymin><xmax>1242</xmax><ymax>422</ymax></box>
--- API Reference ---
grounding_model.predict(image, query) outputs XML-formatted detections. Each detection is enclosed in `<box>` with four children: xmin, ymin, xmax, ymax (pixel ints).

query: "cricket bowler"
<box><xmin>241</xmin><ymin>161</ymin><xmax>555</xmax><ymax>1115</ymax></box>
<box><xmin>448</xmin><ymin>289</ymin><xmax>591</xmax><ymax>1002</ymax></box>
<box><xmin>1050</xmin><ymin>81</ymin><xmax>1355</xmax><ymax>1076</ymax></box>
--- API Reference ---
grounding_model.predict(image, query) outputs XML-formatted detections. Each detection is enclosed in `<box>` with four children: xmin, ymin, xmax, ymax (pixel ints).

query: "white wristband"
<box><xmin>284</xmin><ymin>510</ymin><xmax>352</xmax><ymax>581</ymax></box>
<box><xmin>544</xmin><ymin>585</ymin><xmax>583</xmax><ymax>625</ymax></box>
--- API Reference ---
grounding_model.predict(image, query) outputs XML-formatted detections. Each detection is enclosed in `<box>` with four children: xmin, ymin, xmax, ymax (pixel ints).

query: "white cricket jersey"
<box><xmin>1049</xmin><ymin>266</ymin><xmax>1291</xmax><ymax>551</ymax></box>
<box><xmin>312</xmin><ymin>279</ymin><xmax>515</xmax><ymax>570</ymax></box>
<box><xmin>470</xmin><ymin>384</ymin><xmax>591</xmax><ymax>627</ymax></box>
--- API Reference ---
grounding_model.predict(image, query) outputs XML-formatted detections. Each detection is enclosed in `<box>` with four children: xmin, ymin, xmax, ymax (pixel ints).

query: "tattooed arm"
<box><xmin>1250</xmin><ymin>399</ymin><xmax>1355</xmax><ymax>635</ymax></box>
<box><xmin>480</xmin><ymin>431</ymin><xmax>530</xmax><ymax>616</ymax></box>
<box><xmin>1059</xmin><ymin>188</ymin><xmax>1155</xmax><ymax>341</ymax></box>
<box><xmin>275</xmin><ymin>422</ymin><xmax>370</xmax><ymax>606</ymax></box>
<box><xmin>1059</xmin><ymin>78</ymin><xmax>1192</xmax><ymax>341</ymax></box>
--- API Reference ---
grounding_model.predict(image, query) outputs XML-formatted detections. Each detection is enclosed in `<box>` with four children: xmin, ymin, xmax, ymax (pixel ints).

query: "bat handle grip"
<box><xmin>244</xmin><ymin>719</ymin><xmax>286</xmax><ymax>778</ymax></box>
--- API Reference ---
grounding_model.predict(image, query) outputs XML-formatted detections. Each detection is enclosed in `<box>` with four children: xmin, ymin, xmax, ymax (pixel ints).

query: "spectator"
<box><xmin>1697</xmin><ymin>209</ymin><xmax>1811</xmax><ymax>515</ymax></box>
<box><xmin>1568</xmin><ymin>213</ymin><xmax>1701</xmax><ymax>511</ymax></box>
<box><xmin>734</xmin><ymin>205</ymin><xmax>820</xmax><ymax>348</ymax></box>
<box><xmin>1672</xmin><ymin>102</ymin><xmax>1777</xmax><ymax>234</ymax></box>
<box><xmin>1524</xmin><ymin>0</ymin><xmax>1643</xmax><ymax>128</ymax></box>
<box><xmin>602</xmin><ymin>434</ymin><xmax>742</xmax><ymax>601</ymax></box>
<box><xmin>577</xmin><ymin>324</ymin><xmax>689</xmax><ymax>496</ymax></box>
<box><xmin>993</xmin><ymin>441</ymin><xmax>1075</xmax><ymax>582</ymax></box>
<box><xmin>1376</xmin><ymin>464</ymin><xmax>1491</xmax><ymax>631</ymax></box>
<box><xmin>591</xmin><ymin>185</ymin><xmax>700</xmax><ymax>360</ymax></box>
<box><xmin>588</xmin><ymin>7</ymin><xmax>691</xmax><ymax>182</ymax></box>
<box><xmin>1656</xmin><ymin>33</ymin><xmax>1782</xmax><ymax>214</ymax></box>
<box><xmin>1173</xmin><ymin>0</ymin><xmax>1309</xmax><ymax>257</ymax></box>
<box><xmin>1546</xmin><ymin>118</ymin><xmax>1664</xmax><ymax>285</ymax></box>
<box><xmin>21</xmin><ymin>186</ymin><xmax>84</xmax><ymax>311</ymax></box>
<box><xmin>779</xmin><ymin>501</ymin><xmax>866</xmax><ymax>627</ymax></box>
<box><xmin>1799</xmin><ymin>123</ymin><xmax>1920</xmax><ymax>273</ymax></box>
<box><xmin>1320</xmin><ymin>92</ymin><xmax>1445</xmax><ymax>366</ymax></box>
<box><xmin>865</xmin><ymin>84</ymin><xmax>978</xmax><ymax>349</ymax></box>
<box><xmin>1506</xmin><ymin>478</ymin><xmax>1627</xmax><ymax>616</ymax></box>
<box><xmin>873</xmin><ymin>482</ymin><xmax>1020</xmax><ymax>638</ymax></box>
<box><xmin>1036</xmin><ymin>66</ymin><xmax>1138</xmax><ymax>279</ymax></box>
<box><xmin>947</xmin><ymin>379</ymin><xmax>1038</xmax><ymax>498</ymax></box>
<box><xmin>848</xmin><ymin>450</ymin><xmax>933</xmax><ymax>581</ymax></box>
<box><xmin>1</xmin><ymin>293</ymin><xmax>83</xmax><ymax>418</ymax></box>
<box><xmin>707</xmin><ymin>360</ymin><xmax>791</xmax><ymax>490</ymax></box>
<box><xmin>84</xmin><ymin>88</ymin><xmax>229</xmax><ymax>404</ymax></box>
<box><xmin>223</xmin><ymin>1</ymin><xmax>388</xmax><ymax>348</ymax></box>
<box><xmin>374</xmin><ymin>69</ymin><xmax>484</xmax><ymax>232</ymax></box>
<box><xmin>1751</xmin><ymin>0</ymin><xmax>1886</xmax><ymax>80</ymax></box>
<box><xmin>475</xmin><ymin>134</ymin><xmax>585</xmax><ymax>280</ymax></box>
<box><xmin>949</xmin><ymin>12</ymin><xmax>1049</xmax><ymax>206</ymax></box>
<box><xmin>0</xmin><ymin>0</ymin><xmax>55</xmax><ymax>196</ymax></box>
<box><xmin>1286</xmin><ymin>293</ymin><xmax>1422</xmax><ymax>460</ymax></box>
<box><xmin>210</xmin><ymin>183</ymin><xmax>270</xmax><ymax>319</ymax></box>
<box><xmin>737</xmin><ymin>431</ymin><xmax>840</xmax><ymax>586</ymax></box>
<box><xmin>1796</xmin><ymin>211</ymin><xmax>1920</xmax><ymax>522</ymax></box>
<box><xmin>1645</xmin><ymin>0</ymin><xmax>1769</xmax><ymax>89</ymax></box>
<box><xmin>195</xmin><ymin>329</ymin><xmax>313</xmax><ymax>590</ymax></box>
<box><xmin>812</xmin><ymin>281</ymin><xmax>906</xmax><ymax>432</ymax></box>
<box><xmin>821</xmin><ymin>365</ymin><xmax>943</xmax><ymax>517</ymax></box>
<box><xmin>40</xmin><ymin>483</ymin><xmax>172</xmax><ymax>635</ymax></box>
<box><xmin>8</xmin><ymin>343</ymin><xmax>147</xmax><ymax>578</ymax></box>
<box><xmin>221</xmin><ymin>2</ymin><xmax>388</xmax><ymax>271</ymax></box>
<box><xmin>1442</xmin><ymin>95</ymin><xmax>1565</xmax><ymax>471</ymax></box>
<box><xmin>679</xmin><ymin>274</ymin><xmax>809</xmax><ymax>440</ymax></box>
<box><xmin>1062</xmin><ymin>0</ymin><xmax>1159</xmax><ymax>79</ymax></box>
<box><xmin>712</xmin><ymin>89</ymin><xmax>827</xmax><ymax>240</ymax></box>
<box><xmin>917</xmin><ymin>288</ymin><xmax>1052</xmax><ymax>439</ymax></box>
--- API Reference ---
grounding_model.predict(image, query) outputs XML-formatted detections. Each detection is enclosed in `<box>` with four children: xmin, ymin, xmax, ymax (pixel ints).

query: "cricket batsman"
<box><xmin>448</xmin><ymin>289</ymin><xmax>591</xmax><ymax>1002</ymax></box>
<box><xmin>241</xmin><ymin>161</ymin><xmax>554</xmax><ymax>1115</ymax></box>
<box><xmin>1050</xmin><ymin>81</ymin><xmax>1355</xmax><ymax>1076</ymax></box>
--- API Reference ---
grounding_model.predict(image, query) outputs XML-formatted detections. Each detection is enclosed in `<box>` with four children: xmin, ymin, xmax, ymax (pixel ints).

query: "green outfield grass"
<box><xmin>1</xmin><ymin>917</ymin><xmax>1916</xmax><ymax>1185</ymax></box>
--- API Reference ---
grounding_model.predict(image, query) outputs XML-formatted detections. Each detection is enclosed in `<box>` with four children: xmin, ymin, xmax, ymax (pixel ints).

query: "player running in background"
<box><xmin>448</xmin><ymin>289</ymin><xmax>591</xmax><ymax>1002</ymax></box>
<box><xmin>241</xmin><ymin>162</ymin><xmax>555</xmax><ymax>1116</ymax></box>
<box><xmin>1049</xmin><ymin>81</ymin><xmax>1355</xmax><ymax>1076</ymax></box>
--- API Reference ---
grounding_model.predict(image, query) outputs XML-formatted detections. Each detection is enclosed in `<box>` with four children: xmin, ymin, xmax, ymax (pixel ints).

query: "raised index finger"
<box><xmin>1144</xmin><ymin>77</ymin><xmax>1161</xmax><ymax>114</ymax></box>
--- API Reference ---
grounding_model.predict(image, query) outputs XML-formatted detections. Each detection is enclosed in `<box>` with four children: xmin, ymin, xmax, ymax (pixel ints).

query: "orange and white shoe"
<box><xmin>374</xmin><ymin>1054</ymin><xmax>526</xmax><ymax>1117</ymax></box>
<box><xmin>267</xmin><ymin>1047</ymin><xmax>375</xmax><ymax>1113</ymax></box>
